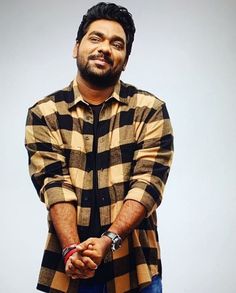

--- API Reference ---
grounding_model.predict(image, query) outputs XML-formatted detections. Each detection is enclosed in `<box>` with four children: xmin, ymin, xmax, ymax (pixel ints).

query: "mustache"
<box><xmin>88</xmin><ymin>53</ymin><xmax>113</xmax><ymax>66</ymax></box>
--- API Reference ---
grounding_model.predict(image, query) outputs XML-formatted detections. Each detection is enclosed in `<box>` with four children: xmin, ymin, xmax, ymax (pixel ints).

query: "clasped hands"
<box><xmin>65</xmin><ymin>236</ymin><xmax>111</xmax><ymax>279</ymax></box>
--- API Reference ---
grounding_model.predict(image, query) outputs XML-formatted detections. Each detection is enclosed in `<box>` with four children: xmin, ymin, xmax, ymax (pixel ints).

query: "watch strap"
<box><xmin>101</xmin><ymin>231</ymin><xmax>122</xmax><ymax>251</ymax></box>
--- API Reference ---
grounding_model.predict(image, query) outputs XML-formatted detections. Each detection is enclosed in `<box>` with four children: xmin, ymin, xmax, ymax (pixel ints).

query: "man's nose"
<box><xmin>97</xmin><ymin>40</ymin><xmax>111</xmax><ymax>55</ymax></box>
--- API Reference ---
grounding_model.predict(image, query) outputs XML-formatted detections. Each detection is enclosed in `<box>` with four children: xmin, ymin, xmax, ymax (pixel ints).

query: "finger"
<box><xmin>82</xmin><ymin>249</ymin><xmax>96</xmax><ymax>258</ymax></box>
<box><xmin>76</xmin><ymin>238</ymin><xmax>94</xmax><ymax>251</ymax></box>
<box><xmin>68</xmin><ymin>266</ymin><xmax>87</xmax><ymax>279</ymax></box>
<box><xmin>71</xmin><ymin>257</ymin><xmax>85</xmax><ymax>269</ymax></box>
<box><xmin>88</xmin><ymin>244</ymin><xmax>93</xmax><ymax>250</ymax></box>
<box><xmin>70</xmin><ymin>267</ymin><xmax>95</xmax><ymax>279</ymax></box>
<box><xmin>73</xmin><ymin>274</ymin><xmax>88</xmax><ymax>279</ymax></box>
<box><xmin>66</xmin><ymin>268</ymin><xmax>79</xmax><ymax>278</ymax></box>
<box><xmin>65</xmin><ymin>259</ymin><xmax>76</xmax><ymax>274</ymax></box>
<box><xmin>81</xmin><ymin>272</ymin><xmax>95</xmax><ymax>279</ymax></box>
<box><xmin>70</xmin><ymin>270</ymin><xmax>82</xmax><ymax>279</ymax></box>
<box><xmin>67</xmin><ymin>263</ymin><xmax>78</xmax><ymax>273</ymax></box>
<box><xmin>66</xmin><ymin>263</ymin><xmax>73</xmax><ymax>273</ymax></box>
<box><xmin>73</xmin><ymin>270</ymin><xmax>95</xmax><ymax>279</ymax></box>
<box><xmin>71</xmin><ymin>275</ymin><xmax>80</xmax><ymax>279</ymax></box>
<box><xmin>82</xmin><ymin>256</ymin><xmax>98</xmax><ymax>270</ymax></box>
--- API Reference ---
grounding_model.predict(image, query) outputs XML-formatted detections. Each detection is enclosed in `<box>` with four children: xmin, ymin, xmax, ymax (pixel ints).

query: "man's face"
<box><xmin>74</xmin><ymin>19</ymin><xmax>128</xmax><ymax>88</ymax></box>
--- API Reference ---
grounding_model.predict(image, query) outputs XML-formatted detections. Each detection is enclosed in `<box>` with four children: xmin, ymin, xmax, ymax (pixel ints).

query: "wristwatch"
<box><xmin>101</xmin><ymin>231</ymin><xmax>122</xmax><ymax>251</ymax></box>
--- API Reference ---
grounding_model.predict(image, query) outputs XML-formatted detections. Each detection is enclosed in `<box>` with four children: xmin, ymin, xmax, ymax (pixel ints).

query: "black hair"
<box><xmin>76</xmin><ymin>2</ymin><xmax>136</xmax><ymax>57</ymax></box>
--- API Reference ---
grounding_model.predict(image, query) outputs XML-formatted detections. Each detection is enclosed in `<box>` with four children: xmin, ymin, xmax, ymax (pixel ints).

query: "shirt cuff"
<box><xmin>124</xmin><ymin>182</ymin><xmax>161</xmax><ymax>218</ymax></box>
<box><xmin>41</xmin><ymin>182</ymin><xmax>77</xmax><ymax>209</ymax></box>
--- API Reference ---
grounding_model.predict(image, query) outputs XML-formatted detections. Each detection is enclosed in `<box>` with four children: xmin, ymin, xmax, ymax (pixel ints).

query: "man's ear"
<box><xmin>72</xmin><ymin>43</ymin><xmax>79</xmax><ymax>58</ymax></box>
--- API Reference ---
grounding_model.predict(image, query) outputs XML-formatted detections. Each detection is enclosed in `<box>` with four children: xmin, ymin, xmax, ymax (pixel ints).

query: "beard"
<box><xmin>77</xmin><ymin>53</ymin><xmax>123</xmax><ymax>89</ymax></box>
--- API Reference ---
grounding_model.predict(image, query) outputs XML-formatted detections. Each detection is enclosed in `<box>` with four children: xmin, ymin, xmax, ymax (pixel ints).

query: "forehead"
<box><xmin>85</xmin><ymin>19</ymin><xmax>126</xmax><ymax>42</ymax></box>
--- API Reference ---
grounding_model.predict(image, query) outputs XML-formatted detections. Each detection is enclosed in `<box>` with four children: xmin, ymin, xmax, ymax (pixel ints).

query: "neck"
<box><xmin>76</xmin><ymin>73</ymin><xmax>115</xmax><ymax>105</ymax></box>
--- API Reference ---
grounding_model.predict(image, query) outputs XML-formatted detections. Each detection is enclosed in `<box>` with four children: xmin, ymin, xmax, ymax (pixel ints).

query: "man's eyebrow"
<box><xmin>88</xmin><ymin>31</ymin><xmax>125</xmax><ymax>44</ymax></box>
<box><xmin>88</xmin><ymin>31</ymin><xmax>104</xmax><ymax>38</ymax></box>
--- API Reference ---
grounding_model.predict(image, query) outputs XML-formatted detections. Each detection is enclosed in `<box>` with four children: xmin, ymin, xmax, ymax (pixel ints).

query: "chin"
<box><xmin>90</xmin><ymin>66</ymin><xmax>111</xmax><ymax>76</ymax></box>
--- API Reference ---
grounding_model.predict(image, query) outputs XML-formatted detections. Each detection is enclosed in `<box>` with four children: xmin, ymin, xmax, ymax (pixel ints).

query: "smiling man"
<box><xmin>25</xmin><ymin>2</ymin><xmax>174</xmax><ymax>293</ymax></box>
<box><xmin>75</xmin><ymin>19</ymin><xmax>127</xmax><ymax>91</ymax></box>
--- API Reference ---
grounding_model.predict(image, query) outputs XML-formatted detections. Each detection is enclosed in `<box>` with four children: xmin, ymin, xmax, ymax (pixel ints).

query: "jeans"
<box><xmin>78</xmin><ymin>282</ymin><xmax>107</xmax><ymax>293</ymax></box>
<box><xmin>78</xmin><ymin>275</ymin><xmax>162</xmax><ymax>293</ymax></box>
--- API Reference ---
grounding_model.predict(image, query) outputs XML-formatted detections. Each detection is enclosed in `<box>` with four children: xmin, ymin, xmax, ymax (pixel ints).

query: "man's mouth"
<box><xmin>89</xmin><ymin>54</ymin><xmax>113</xmax><ymax>66</ymax></box>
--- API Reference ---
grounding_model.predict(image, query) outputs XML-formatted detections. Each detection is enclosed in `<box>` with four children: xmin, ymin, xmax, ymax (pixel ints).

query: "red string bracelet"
<box><xmin>64</xmin><ymin>248</ymin><xmax>77</xmax><ymax>264</ymax></box>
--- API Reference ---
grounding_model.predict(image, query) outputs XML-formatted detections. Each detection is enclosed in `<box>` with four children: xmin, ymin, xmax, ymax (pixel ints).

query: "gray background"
<box><xmin>1</xmin><ymin>0</ymin><xmax>235</xmax><ymax>292</ymax></box>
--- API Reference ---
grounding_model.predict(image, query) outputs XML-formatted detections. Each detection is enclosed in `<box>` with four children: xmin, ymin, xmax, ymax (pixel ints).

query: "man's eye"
<box><xmin>90</xmin><ymin>37</ymin><xmax>101</xmax><ymax>42</ymax></box>
<box><xmin>113</xmin><ymin>42</ymin><xmax>123</xmax><ymax>50</ymax></box>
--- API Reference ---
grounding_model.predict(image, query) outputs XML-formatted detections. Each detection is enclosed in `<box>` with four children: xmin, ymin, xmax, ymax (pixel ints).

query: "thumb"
<box><xmin>76</xmin><ymin>238</ymin><xmax>92</xmax><ymax>251</ymax></box>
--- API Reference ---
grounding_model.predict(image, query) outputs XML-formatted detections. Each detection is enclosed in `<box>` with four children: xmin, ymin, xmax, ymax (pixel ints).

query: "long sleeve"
<box><xmin>25</xmin><ymin>105</ymin><xmax>77</xmax><ymax>209</ymax></box>
<box><xmin>125</xmin><ymin>101</ymin><xmax>174</xmax><ymax>217</ymax></box>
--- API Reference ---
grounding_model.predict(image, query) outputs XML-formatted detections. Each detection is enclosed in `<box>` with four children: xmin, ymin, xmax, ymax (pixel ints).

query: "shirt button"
<box><xmin>85</xmin><ymin>136</ymin><xmax>89</xmax><ymax>140</ymax></box>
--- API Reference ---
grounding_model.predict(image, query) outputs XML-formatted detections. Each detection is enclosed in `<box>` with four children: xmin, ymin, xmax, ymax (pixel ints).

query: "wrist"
<box><xmin>101</xmin><ymin>234</ymin><xmax>112</xmax><ymax>247</ymax></box>
<box><xmin>64</xmin><ymin>248</ymin><xmax>77</xmax><ymax>264</ymax></box>
<box><xmin>62</xmin><ymin>243</ymin><xmax>79</xmax><ymax>264</ymax></box>
<box><xmin>101</xmin><ymin>231</ymin><xmax>122</xmax><ymax>251</ymax></box>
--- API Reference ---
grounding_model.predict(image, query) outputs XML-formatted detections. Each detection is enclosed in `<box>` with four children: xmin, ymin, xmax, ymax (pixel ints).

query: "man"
<box><xmin>25</xmin><ymin>2</ymin><xmax>173</xmax><ymax>293</ymax></box>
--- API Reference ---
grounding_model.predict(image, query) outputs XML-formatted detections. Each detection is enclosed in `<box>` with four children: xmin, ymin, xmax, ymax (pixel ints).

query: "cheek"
<box><xmin>78</xmin><ymin>44</ymin><xmax>95</xmax><ymax>57</ymax></box>
<box><xmin>78</xmin><ymin>47</ymin><xmax>87</xmax><ymax>57</ymax></box>
<box><xmin>112</xmin><ymin>50</ymin><xmax>124</xmax><ymax>59</ymax></box>
<box><xmin>114</xmin><ymin>54</ymin><xmax>126</xmax><ymax>67</ymax></box>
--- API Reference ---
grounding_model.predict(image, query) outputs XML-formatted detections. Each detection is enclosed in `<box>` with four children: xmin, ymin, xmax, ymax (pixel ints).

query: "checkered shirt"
<box><xmin>25</xmin><ymin>79</ymin><xmax>174</xmax><ymax>293</ymax></box>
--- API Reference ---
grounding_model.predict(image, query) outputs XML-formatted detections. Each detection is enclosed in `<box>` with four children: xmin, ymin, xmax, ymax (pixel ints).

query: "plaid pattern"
<box><xmin>25</xmin><ymin>79</ymin><xmax>174</xmax><ymax>293</ymax></box>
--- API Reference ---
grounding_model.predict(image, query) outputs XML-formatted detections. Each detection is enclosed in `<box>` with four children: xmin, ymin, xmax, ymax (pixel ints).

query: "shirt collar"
<box><xmin>68</xmin><ymin>78</ymin><xmax>129</xmax><ymax>109</ymax></box>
